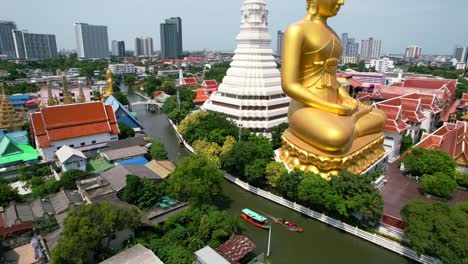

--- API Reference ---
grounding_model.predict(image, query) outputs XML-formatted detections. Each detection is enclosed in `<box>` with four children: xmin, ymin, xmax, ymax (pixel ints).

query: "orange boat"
<box><xmin>275</xmin><ymin>218</ymin><xmax>303</xmax><ymax>232</ymax></box>
<box><xmin>240</xmin><ymin>209</ymin><xmax>270</xmax><ymax>230</ymax></box>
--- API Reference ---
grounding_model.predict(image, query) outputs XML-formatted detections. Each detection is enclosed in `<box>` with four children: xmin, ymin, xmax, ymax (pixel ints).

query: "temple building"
<box><xmin>30</xmin><ymin>102</ymin><xmax>119</xmax><ymax>161</ymax></box>
<box><xmin>0</xmin><ymin>85</ymin><xmax>25</xmax><ymax>132</ymax></box>
<box><xmin>203</xmin><ymin>0</ymin><xmax>290</xmax><ymax>133</ymax></box>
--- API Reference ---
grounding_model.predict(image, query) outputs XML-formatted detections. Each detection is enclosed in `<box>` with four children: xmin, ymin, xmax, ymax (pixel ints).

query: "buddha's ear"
<box><xmin>307</xmin><ymin>0</ymin><xmax>318</xmax><ymax>15</ymax></box>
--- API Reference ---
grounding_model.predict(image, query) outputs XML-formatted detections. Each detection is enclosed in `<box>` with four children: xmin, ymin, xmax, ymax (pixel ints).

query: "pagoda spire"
<box><xmin>62</xmin><ymin>73</ymin><xmax>72</xmax><ymax>104</ymax></box>
<box><xmin>78</xmin><ymin>81</ymin><xmax>85</xmax><ymax>103</ymax></box>
<box><xmin>0</xmin><ymin>83</ymin><xmax>25</xmax><ymax>132</ymax></box>
<box><xmin>47</xmin><ymin>80</ymin><xmax>55</xmax><ymax>106</ymax></box>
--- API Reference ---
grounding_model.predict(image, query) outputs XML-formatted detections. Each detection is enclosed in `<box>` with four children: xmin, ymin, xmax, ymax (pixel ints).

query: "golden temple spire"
<box><xmin>47</xmin><ymin>80</ymin><xmax>55</xmax><ymax>106</ymax></box>
<box><xmin>0</xmin><ymin>82</ymin><xmax>25</xmax><ymax>132</ymax></box>
<box><xmin>62</xmin><ymin>73</ymin><xmax>73</xmax><ymax>105</ymax></box>
<box><xmin>102</xmin><ymin>67</ymin><xmax>113</xmax><ymax>102</ymax></box>
<box><xmin>78</xmin><ymin>80</ymin><xmax>85</xmax><ymax>103</ymax></box>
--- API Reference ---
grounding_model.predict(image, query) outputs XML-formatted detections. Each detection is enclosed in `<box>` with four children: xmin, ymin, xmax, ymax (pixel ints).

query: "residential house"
<box><xmin>100</xmin><ymin>146</ymin><xmax>148</xmax><ymax>164</ymax></box>
<box><xmin>55</xmin><ymin>145</ymin><xmax>87</xmax><ymax>172</ymax></box>
<box><xmin>99</xmin><ymin>244</ymin><xmax>164</xmax><ymax>264</ymax></box>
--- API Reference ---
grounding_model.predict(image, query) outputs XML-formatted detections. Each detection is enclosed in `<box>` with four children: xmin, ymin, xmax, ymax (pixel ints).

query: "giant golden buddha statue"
<box><xmin>102</xmin><ymin>68</ymin><xmax>113</xmax><ymax>101</ymax></box>
<box><xmin>279</xmin><ymin>0</ymin><xmax>387</xmax><ymax>178</ymax></box>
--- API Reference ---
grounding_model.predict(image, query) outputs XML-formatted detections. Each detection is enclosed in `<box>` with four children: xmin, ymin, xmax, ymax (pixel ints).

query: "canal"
<box><xmin>125</xmin><ymin>87</ymin><xmax>413</xmax><ymax>264</ymax></box>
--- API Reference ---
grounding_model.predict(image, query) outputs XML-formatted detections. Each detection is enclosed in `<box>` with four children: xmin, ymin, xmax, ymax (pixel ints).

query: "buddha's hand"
<box><xmin>327</xmin><ymin>103</ymin><xmax>355</xmax><ymax>116</ymax></box>
<box><xmin>342</xmin><ymin>97</ymin><xmax>359</xmax><ymax>111</ymax></box>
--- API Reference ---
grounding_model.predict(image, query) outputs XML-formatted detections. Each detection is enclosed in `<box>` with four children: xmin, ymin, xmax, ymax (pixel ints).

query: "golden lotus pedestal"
<box><xmin>279</xmin><ymin>129</ymin><xmax>386</xmax><ymax>179</ymax></box>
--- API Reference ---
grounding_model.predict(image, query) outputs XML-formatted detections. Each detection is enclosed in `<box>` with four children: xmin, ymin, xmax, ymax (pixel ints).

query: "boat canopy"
<box><xmin>242</xmin><ymin>208</ymin><xmax>267</xmax><ymax>222</ymax></box>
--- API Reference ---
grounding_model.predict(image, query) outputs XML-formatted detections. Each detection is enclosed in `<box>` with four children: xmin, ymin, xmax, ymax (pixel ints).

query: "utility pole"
<box><xmin>267</xmin><ymin>225</ymin><xmax>272</xmax><ymax>257</ymax></box>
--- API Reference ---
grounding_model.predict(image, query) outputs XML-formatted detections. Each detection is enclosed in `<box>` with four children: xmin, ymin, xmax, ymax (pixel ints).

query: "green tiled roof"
<box><xmin>0</xmin><ymin>144</ymin><xmax>40</xmax><ymax>166</ymax></box>
<box><xmin>0</xmin><ymin>136</ymin><xmax>22</xmax><ymax>156</ymax></box>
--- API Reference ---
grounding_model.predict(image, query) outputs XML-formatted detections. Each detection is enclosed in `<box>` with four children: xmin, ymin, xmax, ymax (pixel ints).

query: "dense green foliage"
<box><xmin>204</xmin><ymin>62</ymin><xmax>230</xmax><ymax>83</ymax></box>
<box><xmin>180</xmin><ymin>112</ymin><xmax>238</xmax><ymax>145</ymax></box>
<box><xmin>408</xmin><ymin>65</ymin><xmax>463</xmax><ymax>80</ymax></box>
<box><xmin>400</xmin><ymin>135</ymin><xmax>413</xmax><ymax>154</ymax></box>
<box><xmin>149</xmin><ymin>138</ymin><xmax>169</xmax><ymax>160</ymax></box>
<box><xmin>163</xmin><ymin>87</ymin><xmax>196</xmax><ymax>123</ymax></box>
<box><xmin>401</xmin><ymin>201</ymin><xmax>467</xmax><ymax>264</ymax></box>
<box><xmin>340</xmin><ymin>61</ymin><xmax>366</xmax><ymax>72</ymax></box>
<box><xmin>123</xmin><ymin>74</ymin><xmax>137</xmax><ymax>87</ymax></box>
<box><xmin>118</xmin><ymin>123</ymin><xmax>135</xmax><ymax>140</ymax></box>
<box><xmin>4</xmin><ymin>83</ymin><xmax>39</xmax><ymax>95</ymax></box>
<box><xmin>278</xmin><ymin>169</ymin><xmax>304</xmax><ymax>202</ymax></box>
<box><xmin>31</xmin><ymin>170</ymin><xmax>94</xmax><ymax>198</ymax></box>
<box><xmin>265</xmin><ymin>162</ymin><xmax>287</xmax><ymax>188</ymax></box>
<box><xmin>0</xmin><ymin>180</ymin><xmax>23</xmax><ymax>207</ymax></box>
<box><xmin>420</xmin><ymin>173</ymin><xmax>458</xmax><ymax>198</ymax></box>
<box><xmin>51</xmin><ymin>202</ymin><xmax>142</xmax><ymax>264</ymax></box>
<box><xmin>168</xmin><ymin>155</ymin><xmax>223</xmax><ymax>205</ymax></box>
<box><xmin>122</xmin><ymin>175</ymin><xmax>167</xmax><ymax>210</ymax></box>
<box><xmin>114</xmin><ymin>91</ymin><xmax>129</xmax><ymax>106</ymax></box>
<box><xmin>456</xmin><ymin>77</ymin><xmax>468</xmax><ymax>99</ymax></box>
<box><xmin>403</xmin><ymin>148</ymin><xmax>456</xmax><ymax>177</ymax></box>
<box><xmin>271</xmin><ymin>123</ymin><xmax>289</xmax><ymax>149</ymax></box>
<box><xmin>135</xmin><ymin>206</ymin><xmax>241</xmax><ymax>264</ymax></box>
<box><xmin>18</xmin><ymin>163</ymin><xmax>50</xmax><ymax>181</ymax></box>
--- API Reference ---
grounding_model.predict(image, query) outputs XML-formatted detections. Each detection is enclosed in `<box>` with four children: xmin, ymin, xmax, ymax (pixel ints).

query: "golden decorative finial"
<box><xmin>47</xmin><ymin>80</ymin><xmax>55</xmax><ymax>106</ymax></box>
<box><xmin>78</xmin><ymin>81</ymin><xmax>85</xmax><ymax>103</ymax></box>
<box><xmin>102</xmin><ymin>67</ymin><xmax>113</xmax><ymax>101</ymax></box>
<box><xmin>62</xmin><ymin>73</ymin><xmax>72</xmax><ymax>104</ymax></box>
<box><xmin>278</xmin><ymin>0</ymin><xmax>386</xmax><ymax>178</ymax></box>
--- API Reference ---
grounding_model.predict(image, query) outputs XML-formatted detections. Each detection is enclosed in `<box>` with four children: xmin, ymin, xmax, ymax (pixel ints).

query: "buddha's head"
<box><xmin>307</xmin><ymin>0</ymin><xmax>344</xmax><ymax>17</ymax></box>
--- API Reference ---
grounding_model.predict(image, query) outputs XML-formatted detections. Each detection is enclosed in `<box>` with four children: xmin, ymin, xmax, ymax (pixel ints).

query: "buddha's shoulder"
<box><xmin>286</xmin><ymin>20</ymin><xmax>323</xmax><ymax>35</ymax></box>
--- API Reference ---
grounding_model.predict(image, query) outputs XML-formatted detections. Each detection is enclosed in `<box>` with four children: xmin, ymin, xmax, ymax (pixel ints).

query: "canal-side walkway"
<box><xmin>167</xmin><ymin>118</ymin><xmax>441</xmax><ymax>264</ymax></box>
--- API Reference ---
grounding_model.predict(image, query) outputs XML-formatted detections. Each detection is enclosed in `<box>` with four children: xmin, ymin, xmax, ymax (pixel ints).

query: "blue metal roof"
<box><xmin>116</xmin><ymin>156</ymin><xmax>149</xmax><ymax>165</ymax></box>
<box><xmin>11</xmin><ymin>101</ymin><xmax>27</xmax><ymax>105</ymax></box>
<box><xmin>9</xmin><ymin>95</ymin><xmax>30</xmax><ymax>100</ymax></box>
<box><xmin>117</xmin><ymin>116</ymin><xmax>140</xmax><ymax>129</ymax></box>
<box><xmin>105</xmin><ymin>95</ymin><xmax>142</xmax><ymax>128</ymax></box>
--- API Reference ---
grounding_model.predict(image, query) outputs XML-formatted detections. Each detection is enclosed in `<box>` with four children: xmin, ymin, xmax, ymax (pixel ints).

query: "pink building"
<box><xmin>36</xmin><ymin>87</ymin><xmax>95</xmax><ymax>106</ymax></box>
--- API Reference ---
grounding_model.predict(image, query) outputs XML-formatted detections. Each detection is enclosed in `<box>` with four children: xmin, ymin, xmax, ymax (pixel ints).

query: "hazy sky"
<box><xmin>3</xmin><ymin>0</ymin><xmax>467</xmax><ymax>55</ymax></box>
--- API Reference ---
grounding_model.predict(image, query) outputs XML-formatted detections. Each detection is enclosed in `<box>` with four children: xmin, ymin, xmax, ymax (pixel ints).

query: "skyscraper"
<box><xmin>277</xmin><ymin>30</ymin><xmax>284</xmax><ymax>57</ymax></box>
<box><xmin>74</xmin><ymin>23</ymin><xmax>109</xmax><ymax>59</ymax></box>
<box><xmin>143</xmin><ymin>37</ymin><xmax>153</xmax><ymax>56</ymax></box>
<box><xmin>454</xmin><ymin>46</ymin><xmax>468</xmax><ymax>63</ymax></box>
<box><xmin>203</xmin><ymin>0</ymin><xmax>290</xmax><ymax>132</ymax></box>
<box><xmin>135</xmin><ymin>38</ymin><xmax>143</xmax><ymax>57</ymax></box>
<box><xmin>111</xmin><ymin>40</ymin><xmax>125</xmax><ymax>57</ymax></box>
<box><xmin>405</xmin><ymin>45</ymin><xmax>422</xmax><ymax>59</ymax></box>
<box><xmin>160</xmin><ymin>17</ymin><xmax>183</xmax><ymax>59</ymax></box>
<box><xmin>346</xmin><ymin>38</ymin><xmax>359</xmax><ymax>57</ymax></box>
<box><xmin>135</xmin><ymin>37</ymin><xmax>153</xmax><ymax>57</ymax></box>
<box><xmin>341</xmin><ymin>33</ymin><xmax>349</xmax><ymax>56</ymax></box>
<box><xmin>0</xmin><ymin>21</ymin><xmax>17</xmax><ymax>58</ymax></box>
<box><xmin>12</xmin><ymin>30</ymin><xmax>57</xmax><ymax>60</ymax></box>
<box><xmin>361</xmin><ymin>38</ymin><xmax>382</xmax><ymax>60</ymax></box>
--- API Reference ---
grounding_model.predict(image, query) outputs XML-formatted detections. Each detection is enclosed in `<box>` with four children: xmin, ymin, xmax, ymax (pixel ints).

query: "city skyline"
<box><xmin>1</xmin><ymin>0</ymin><xmax>468</xmax><ymax>55</ymax></box>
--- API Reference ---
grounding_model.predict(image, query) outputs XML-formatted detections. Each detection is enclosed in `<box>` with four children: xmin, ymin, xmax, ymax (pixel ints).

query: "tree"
<box><xmin>277</xmin><ymin>169</ymin><xmax>304</xmax><ymax>201</ymax></box>
<box><xmin>118</xmin><ymin>123</ymin><xmax>135</xmax><ymax>140</ymax></box>
<box><xmin>205</xmin><ymin>62</ymin><xmax>230</xmax><ymax>83</ymax></box>
<box><xmin>403</xmin><ymin>148</ymin><xmax>457</xmax><ymax>177</ymax></box>
<box><xmin>0</xmin><ymin>181</ymin><xmax>23</xmax><ymax>207</ymax></box>
<box><xmin>181</xmin><ymin>112</ymin><xmax>238</xmax><ymax>145</ymax></box>
<box><xmin>245</xmin><ymin>159</ymin><xmax>268</xmax><ymax>187</ymax></box>
<box><xmin>122</xmin><ymin>175</ymin><xmax>144</xmax><ymax>204</ymax></box>
<box><xmin>123</xmin><ymin>74</ymin><xmax>137</xmax><ymax>87</ymax></box>
<box><xmin>330</xmin><ymin>171</ymin><xmax>384</xmax><ymax>223</ymax></box>
<box><xmin>298</xmin><ymin>173</ymin><xmax>336</xmax><ymax>211</ymax></box>
<box><xmin>271</xmin><ymin>123</ymin><xmax>289</xmax><ymax>149</ymax></box>
<box><xmin>401</xmin><ymin>201</ymin><xmax>467</xmax><ymax>264</ymax></box>
<box><xmin>60</xmin><ymin>170</ymin><xmax>93</xmax><ymax>190</ymax></box>
<box><xmin>265</xmin><ymin>162</ymin><xmax>287</xmax><ymax>188</ymax></box>
<box><xmin>168</xmin><ymin>155</ymin><xmax>223</xmax><ymax>205</ymax></box>
<box><xmin>114</xmin><ymin>91</ymin><xmax>129</xmax><ymax>106</ymax></box>
<box><xmin>221</xmin><ymin>140</ymin><xmax>272</xmax><ymax>179</ymax></box>
<box><xmin>220</xmin><ymin>136</ymin><xmax>236</xmax><ymax>157</ymax></box>
<box><xmin>193</xmin><ymin>139</ymin><xmax>222</xmax><ymax>168</ymax></box>
<box><xmin>149</xmin><ymin>139</ymin><xmax>169</xmax><ymax>160</ymax></box>
<box><xmin>400</xmin><ymin>134</ymin><xmax>413</xmax><ymax>154</ymax></box>
<box><xmin>161</xmin><ymin>81</ymin><xmax>176</xmax><ymax>95</ymax></box>
<box><xmin>51</xmin><ymin>202</ymin><xmax>142</xmax><ymax>264</ymax></box>
<box><xmin>420</xmin><ymin>173</ymin><xmax>457</xmax><ymax>198</ymax></box>
<box><xmin>31</xmin><ymin>178</ymin><xmax>61</xmax><ymax>198</ymax></box>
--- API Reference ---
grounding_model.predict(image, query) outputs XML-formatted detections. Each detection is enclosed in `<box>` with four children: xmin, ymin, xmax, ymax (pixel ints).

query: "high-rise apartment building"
<box><xmin>341</xmin><ymin>33</ymin><xmax>349</xmax><ymax>56</ymax></box>
<box><xmin>346</xmin><ymin>38</ymin><xmax>359</xmax><ymax>57</ymax></box>
<box><xmin>74</xmin><ymin>23</ymin><xmax>109</xmax><ymax>59</ymax></box>
<box><xmin>277</xmin><ymin>30</ymin><xmax>284</xmax><ymax>57</ymax></box>
<box><xmin>405</xmin><ymin>45</ymin><xmax>422</xmax><ymax>59</ymax></box>
<box><xmin>143</xmin><ymin>37</ymin><xmax>153</xmax><ymax>56</ymax></box>
<box><xmin>111</xmin><ymin>40</ymin><xmax>125</xmax><ymax>57</ymax></box>
<box><xmin>361</xmin><ymin>37</ymin><xmax>382</xmax><ymax>60</ymax></box>
<box><xmin>0</xmin><ymin>21</ymin><xmax>17</xmax><ymax>58</ymax></box>
<box><xmin>12</xmin><ymin>30</ymin><xmax>57</xmax><ymax>60</ymax></box>
<box><xmin>135</xmin><ymin>37</ymin><xmax>153</xmax><ymax>57</ymax></box>
<box><xmin>454</xmin><ymin>46</ymin><xmax>468</xmax><ymax>63</ymax></box>
<box><xmin>160</xmin><ymin>17</ymin><xmax>183</xmax><ymax>59</ymax></box>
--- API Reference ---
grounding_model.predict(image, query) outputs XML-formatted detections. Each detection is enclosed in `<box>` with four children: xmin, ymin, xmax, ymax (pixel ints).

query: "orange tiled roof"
<box><xmin>193</xmin><ymin>89</ymin><xmax>209</xmax><ymax>103</ymax></box>
<box><xmin>30</xmin><ymin>102</ymin><xmax>119</xmax><ymax>148</ymax></box>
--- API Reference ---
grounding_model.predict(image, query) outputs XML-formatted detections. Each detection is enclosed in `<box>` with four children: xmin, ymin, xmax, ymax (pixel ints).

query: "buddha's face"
<box><xmin>316</xmin><ymin>0</ymin><xmax>344</xmax><ymax>17</ymax></box>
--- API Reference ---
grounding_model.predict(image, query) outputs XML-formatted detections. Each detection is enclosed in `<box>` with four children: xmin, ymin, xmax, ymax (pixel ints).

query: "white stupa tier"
<box><xmin>203</xmin><ymin>0</ymin><xmax>290</xmax><ymax>132</ymax></box>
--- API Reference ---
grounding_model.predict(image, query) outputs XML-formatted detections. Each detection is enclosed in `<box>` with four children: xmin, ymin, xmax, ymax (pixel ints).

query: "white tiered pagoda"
<box><xmin>203</xmin><ymin>0</ymin><xmax>289</xmax><ymax>133</ymax></box>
